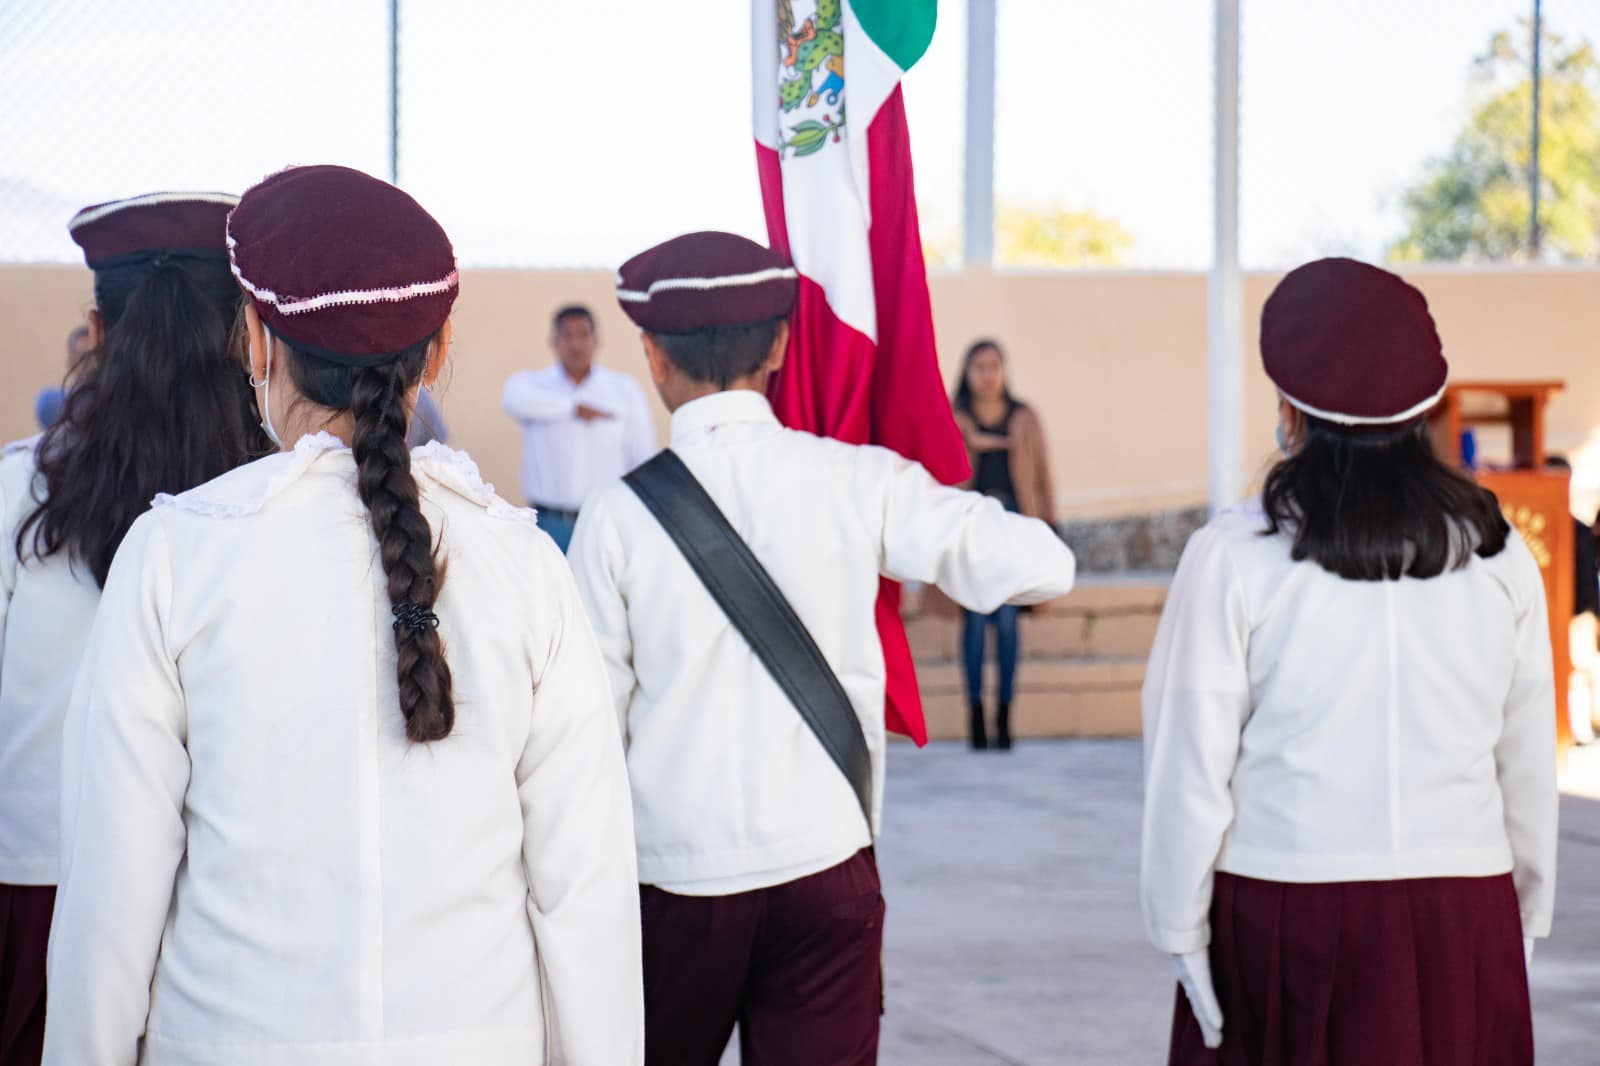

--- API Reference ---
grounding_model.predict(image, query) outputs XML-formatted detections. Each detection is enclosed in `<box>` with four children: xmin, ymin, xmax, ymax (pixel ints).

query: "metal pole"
<box><xmin>1529</xmin><ymin>0</ymin><xmax>1542</xmax><ymax>257</ymax></box>
<box><xmin>963</xmin><ymin>0</ymin><xmax>997</xmax><ymax>267</ymax></box>
<box><xmin>1209</xmin><ymin>0</ymin><xmax>1243</xmax><ymax>515</ymax></box>
<box><xmin>388</xmin><ymin>0</ymin><xmax>400</xmax><ymax>184</ymax></box>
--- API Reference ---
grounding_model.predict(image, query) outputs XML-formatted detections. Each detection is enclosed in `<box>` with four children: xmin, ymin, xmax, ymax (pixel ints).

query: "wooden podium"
<box><xmin>1429</xmin><ymin>381</ymin><xmax>1574</xmax><ymax>752</ymax></box>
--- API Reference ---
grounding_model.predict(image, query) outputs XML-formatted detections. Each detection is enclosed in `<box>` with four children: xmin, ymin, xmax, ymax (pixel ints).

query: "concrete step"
<box><xmin>904</xmin><ymin>610</ymin><xmax>1161</xmax><ymax>663</ymax></box>
<box><xmin>909</xmin><ymin>659</ymin><xmax>1145</xmax><ymax>741</ymax></box>
<box><xmin>902</xmin><ymin>574</ymin><xmax>1170</xmax><ymax>664</ymax></box>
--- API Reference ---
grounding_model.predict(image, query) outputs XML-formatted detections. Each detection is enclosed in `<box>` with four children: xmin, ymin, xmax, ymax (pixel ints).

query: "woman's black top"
<box><xmin>972</xmin><ymin>403</ymin><xmax>1016</xmax><ymax>506</ymax></box>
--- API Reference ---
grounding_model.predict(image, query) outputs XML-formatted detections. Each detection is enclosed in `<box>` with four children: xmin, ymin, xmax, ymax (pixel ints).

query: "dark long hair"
<box><xmin>284</xmin><ymin>336</ymin><xmax>454</xmax><ymax>743</ymax></box>
<box><xmin>1261</xmin><ymin>417</ymin><xmax>1509</xmax><ymax>581</ymax></box>
<box><xmin>17</xmin><ymin>254</ymin><xmax>270</xmax><ymax>587</ymax></box>
<box><xmin>952</xmin><ymin>338</ymin><xmax>1021</xmax><ymax>416</ymax></box>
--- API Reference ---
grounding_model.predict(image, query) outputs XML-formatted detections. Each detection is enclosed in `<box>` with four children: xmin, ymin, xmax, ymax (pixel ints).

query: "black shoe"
<box><xmin>995</xmin><ymin>701</ymin><xmax>1013</xmax><ymax>750</ymax></box>
<box><xmin>968</xmin><ymin>701</ymin><xmax>988</xmax><ymax>750</ymax></box>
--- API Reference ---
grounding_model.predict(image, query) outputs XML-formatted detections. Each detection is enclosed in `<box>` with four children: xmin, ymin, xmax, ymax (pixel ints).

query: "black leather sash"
<box><xmin>624</xmin><ymin>449</ymin><xmax>873</xmax><ymax>823</ymax></box>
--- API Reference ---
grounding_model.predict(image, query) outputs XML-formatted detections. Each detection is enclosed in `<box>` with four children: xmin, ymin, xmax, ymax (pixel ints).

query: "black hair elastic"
<box><xmin>392</xmin><ymin>601</ymin><xmax>440</xmax><ymax>635</ymax></box>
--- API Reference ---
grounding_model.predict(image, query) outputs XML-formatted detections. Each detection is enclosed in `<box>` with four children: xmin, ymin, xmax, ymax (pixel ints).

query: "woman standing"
<box><xmin>0</xmin><ymin>192</ymin><xmax>267</xmax><ymax>1066</ymax></box>
<box><xmin>42</xmin><ymin>166</ymin><xmax>642</xmax><ymax>1065</ymax></box>
<box><xmin>1141</xmin><ymin>258</ymin><xmax>1557</xmax><ymax>1065</ymax></box>
<box><xmin>952</xmin><ymin>340</ymin><xmax>1057</xmax><ymax>749</ymax></box>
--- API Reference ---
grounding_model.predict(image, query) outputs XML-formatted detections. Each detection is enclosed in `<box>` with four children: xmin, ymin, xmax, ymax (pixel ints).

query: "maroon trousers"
<box><xmin>1170</xmin><ymin>873</ymin><xmax>1532</xmax><ymax>1066</ymax></box>
<box><xmin>640</xmin><ymin>848</ymin><xmax>884</xmax><ymax>1066</ymax></box>
<box><xmin>0</xmin><ymin>884</ymin><xmax>53</xmax><ymax>1066</ymax></box>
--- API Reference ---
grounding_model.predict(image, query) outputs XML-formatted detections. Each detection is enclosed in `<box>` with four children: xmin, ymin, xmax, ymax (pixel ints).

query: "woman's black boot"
<box><xmin>968</xmin><ymin>701</ymin><xmax>988</xmax><ymax>750</ymax></box>
<box><xmin>995</xmin><ymin>701</ymin><xmax>1013</xmax><ymax>750</ymax></box>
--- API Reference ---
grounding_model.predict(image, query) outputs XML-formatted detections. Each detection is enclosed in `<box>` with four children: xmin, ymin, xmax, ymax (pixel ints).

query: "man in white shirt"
<box><xmin>568</xmin><ymin>232</ymin><xmax>1076</xmax><ymax>1066</ymax></box>
<box><xmin>501</xmin><ymin>304</ymin><xmax>655</xmax><ymax>551</ymax></box>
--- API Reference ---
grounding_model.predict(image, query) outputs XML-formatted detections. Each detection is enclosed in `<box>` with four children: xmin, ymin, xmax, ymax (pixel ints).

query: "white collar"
<box><xmin>153</xmin><ymin>432</ymin><xmax>535</xmax><ymax>525</ymax></box>
<box><xmin>669</xmin><ymin>390</ymin><xmax>779</xmax><ymax>443</ymax></box>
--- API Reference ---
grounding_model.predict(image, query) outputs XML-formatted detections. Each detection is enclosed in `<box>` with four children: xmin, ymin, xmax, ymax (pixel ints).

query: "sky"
<box><xmin>2</xmin><ymin>0</ymin><xmax>1597</xmax><ymax>270</ymax></box>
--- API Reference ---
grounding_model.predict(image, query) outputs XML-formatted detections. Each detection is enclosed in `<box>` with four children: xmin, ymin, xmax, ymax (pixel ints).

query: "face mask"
<box><xmin>252</xmin><ymin>327</ymin><xmax>284</xmax><ymax>449</ymax></box>
<box><xmin>1275</xmin><ymin>420</ymin><xmax>1294</xmax><ymax>458</ymax></box>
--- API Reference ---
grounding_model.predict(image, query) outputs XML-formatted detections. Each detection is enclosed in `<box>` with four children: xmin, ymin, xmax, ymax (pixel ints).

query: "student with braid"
<box><xmin>43</xmin><ymin>166</ymin><xmax>642</xmax><ymax>1066</ymax></box>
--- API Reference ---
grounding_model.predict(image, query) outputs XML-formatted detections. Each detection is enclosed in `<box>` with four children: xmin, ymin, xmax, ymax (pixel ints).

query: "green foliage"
<box><xmin>1391</xmin><ymin>23</ymin><xmax>1600</xmax><ymax>262</ymax></box>
<box><xmin>996</xmin><ymin>203</ymin><xmax>1133</xmax><ymax>268</ymax></box>
<box><xmin>815</xmin><ymin>0</ymin><xmax>841</xmax><ymax>32</ymax></box>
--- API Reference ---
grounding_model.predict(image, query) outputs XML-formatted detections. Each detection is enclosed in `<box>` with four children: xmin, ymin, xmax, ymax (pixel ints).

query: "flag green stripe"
<box><xmin>850</xmin><ymin>0</ymin><xmax>937</xmax><ymax>72</ymax></box>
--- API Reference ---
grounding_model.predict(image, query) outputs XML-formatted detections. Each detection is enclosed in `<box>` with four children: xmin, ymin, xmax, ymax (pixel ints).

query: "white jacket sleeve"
<box><xmin>1139</xmin><ymin>524</ymin><xmax>1252</xmax><ymax>956</ymax></box>
<box><xmin>0</xmin><ymin>472</ymin><xmax>14</xmax><ymax>665</ymax></box>
<box><xmin>1496</xmin><ymin>534</ymin><xmax>1558</xmax><ymax>938</ymax></box>
<box><xmin>43</xmin><ymin>514</ymin><xmax>189</xmax><ymax>1066</ymax></box>
<box><xmin>871</xmin><ymin>449</ymin><xmax>1075</xmax><ymax>610</ymax></box>
<box><xmin>503</xmin><ymin>371</ymin><xmax>574</xmax><ymax>423</ymax></box>
<box><xmin>518</xmin><ymin>540</ymin><xmax>643</xmax><ymax>1066</ymax></box>
<box><xmin>566</xmin><ymin>496</ymin><xmax>637</xmax><ymax>742</ymax></box>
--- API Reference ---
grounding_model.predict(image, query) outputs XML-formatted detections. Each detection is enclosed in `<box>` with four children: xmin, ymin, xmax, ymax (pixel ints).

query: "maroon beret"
<box><xmin>228</xmin><ymin>165</ymin><xmax>458</xmax><ymax>362</ymax></box>
<box><xmin>69</xmin><ymin>191</ymin><xmax>238</xmax><ymax>268</ymax></box>
<box><xmin>617</xmin><ymin>231</ymin><xmax>796</xmax><ymax>333</ymax></box>
<box><xmin>1261</xmin><ymin>258</ymin><xmax>1447</xmax><ymax>426</ymax></box>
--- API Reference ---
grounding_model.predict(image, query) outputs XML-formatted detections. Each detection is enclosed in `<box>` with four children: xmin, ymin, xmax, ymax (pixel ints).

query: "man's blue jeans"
<box><xmin>536</xmin><ymin>509</ymin><xmax>578</xmax><ymax>554</ymax></box>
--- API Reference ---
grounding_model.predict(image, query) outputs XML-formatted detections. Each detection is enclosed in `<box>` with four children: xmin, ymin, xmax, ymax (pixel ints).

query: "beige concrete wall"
<box><xmin>5</xmin><ymin>264</ymin><xmax>1599</xmax><ymax>518</ymax></box>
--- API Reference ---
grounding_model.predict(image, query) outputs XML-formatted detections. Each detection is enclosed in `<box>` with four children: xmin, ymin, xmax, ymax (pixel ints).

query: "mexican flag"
<box><xmin>753</xmin><ymin>0</ymin><xmax>969</xmax><ymax>745</ymax></box>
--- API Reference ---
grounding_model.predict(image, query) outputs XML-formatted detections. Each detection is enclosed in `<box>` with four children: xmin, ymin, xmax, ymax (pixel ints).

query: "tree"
<box><xmin>996</xmin><ymin>203</ymin><xmax>1133</xmax><ymax>268</ymax></box>
<box><xmin>1390</xmin><ymin>23</ymin><xmax>1600</xmax><ymax>263</ymax></box>
<box><xmin>921</xmin><ymin>202</ymin><xmax>1134</xmax><ymax>269</ymax></box>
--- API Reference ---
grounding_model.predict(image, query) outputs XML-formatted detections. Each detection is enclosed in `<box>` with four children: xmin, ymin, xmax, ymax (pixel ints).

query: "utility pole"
<box><xmin>1530</xmin><ymin>0</ymin><xmax>1543</xmax><ymax>257</ymax></box>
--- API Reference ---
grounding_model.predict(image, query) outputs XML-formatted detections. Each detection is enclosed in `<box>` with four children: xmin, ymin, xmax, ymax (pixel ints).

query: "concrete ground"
<box><xmin>722</xmin><ymin>740</ymin><xmax>1600</xmax><ymax>1064</ymax></box>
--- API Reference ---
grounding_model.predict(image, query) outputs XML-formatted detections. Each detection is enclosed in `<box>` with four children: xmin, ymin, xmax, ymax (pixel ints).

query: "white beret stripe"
<box><xmin>226</xmin><ymin>233</ymin><xmax>459</xmax><ymax>316</ymax></box>
<box><xmin>1280</xmin><ymin>382</ymin><xmax>1448</xmax><ymax>426</ymax></box>
<box><xmin>69</xmin><ymin>191</ymin><xmax>239</xmax><ymax>233</ymax></box>
<box><xmin>617</xmin><ymin>265</ymin><xmax>799</xmax><ymax>304</ymax></box>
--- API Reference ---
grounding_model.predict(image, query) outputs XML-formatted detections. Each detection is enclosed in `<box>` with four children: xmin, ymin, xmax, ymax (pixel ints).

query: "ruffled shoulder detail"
<box><xmin>0</xmin><ymin>434</ymin><xmax>41</xmax><ymax>459</ymax></box>
<box><xmin>151</xmin><ymin>431</ymin><xmax>348</xmax><ymax>518</ymax></box>
<box><xmin>411</xmin><ymin>441</ymin><xmax>539</xmax><ymax>526</ymax></box>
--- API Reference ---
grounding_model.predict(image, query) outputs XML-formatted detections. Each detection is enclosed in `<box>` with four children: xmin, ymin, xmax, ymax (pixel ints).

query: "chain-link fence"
<box><xmin>0</xmin><ymin>0</ymin><xmax>391</xmax><ymax>263</ymax></box>
<box><xmin>3</xmin><ymin>1</ymin><xmax>1598</xmax><ymax>269</ymax></box>
<box><xmin>982</xmin><ymin>0</ymin><xmax>1600</xmax><ymax>271</ymax></box>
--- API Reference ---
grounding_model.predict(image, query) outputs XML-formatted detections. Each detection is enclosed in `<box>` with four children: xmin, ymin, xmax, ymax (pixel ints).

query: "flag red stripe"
<box><xmin>755</xmin><ymin>95</ymin><xmax>963</xmax><ymax>745</ymax></box>
<box><xmin>866</xmin><ymin>86</ymin><xmax>970</xmax><ymax>487</ymax></box>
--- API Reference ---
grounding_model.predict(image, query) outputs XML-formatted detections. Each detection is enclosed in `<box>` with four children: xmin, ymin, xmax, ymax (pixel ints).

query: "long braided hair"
<box><xmin>284</xmin><ymin>334</ymin><xmax>454</xmax><ymax>742</ymax></box>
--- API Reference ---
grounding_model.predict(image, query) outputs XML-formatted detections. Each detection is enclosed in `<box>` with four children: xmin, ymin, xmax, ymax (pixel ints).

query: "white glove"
<box><xmin>1175</xmin><ymin>949</ymin><xmax>1224</xmax><ymax>1049</ymax></box>
<box><xmin>1524</xmin><ymin>937</ymin><xmax>1535</xmax><ymax>969</ymax></box>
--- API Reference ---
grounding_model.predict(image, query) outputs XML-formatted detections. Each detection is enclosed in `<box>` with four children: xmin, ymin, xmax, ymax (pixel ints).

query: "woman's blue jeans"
<box><xmin>962</xmin><ymin>604</ymin><xmax>1019</xmax><ymax>705</ymax></box>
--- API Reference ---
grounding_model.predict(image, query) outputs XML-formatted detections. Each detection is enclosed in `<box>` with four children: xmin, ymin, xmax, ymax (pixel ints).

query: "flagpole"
<box><xmin>388</xmin><ymin>0</ymin><xmax>400</xmax><ymax>185</ymax></box>
<box><xmin>1209</xmin><ymin>0</ymin><xmax>1243</xmax><ymax>516</ymax></box>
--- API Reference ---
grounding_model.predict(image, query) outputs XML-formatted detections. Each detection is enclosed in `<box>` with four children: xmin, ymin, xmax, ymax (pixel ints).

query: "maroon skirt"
<box><xmin>1170</xmin><ymin>872</ymin><xmax>1531</xmax><ymax>1066</ymax></box>
<box><xmin>0</xmin><ymin>884</ymin><xmax>54</xmax><ymax>1066</ymax></box>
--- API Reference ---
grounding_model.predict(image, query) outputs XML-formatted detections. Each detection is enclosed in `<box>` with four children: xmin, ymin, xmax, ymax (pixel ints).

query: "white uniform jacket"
<box><xmin>0</xmin><ymin>437</ymin><xmax>103</xmax><ymax>886</ymax></box>
<box><xmin>43</xmin><ymin>433</ymin><xmax>643</xmax><ymax>1066</ymax></box>
<box><xmin>568</xmin><ymin>391</ymin><xmax>1077</xmax><ymax>896</ymax></box>
<box><xmin>1140</xmin><ymin>503</ymin><xmax>1559</xmax><ymax>957</ymax></box>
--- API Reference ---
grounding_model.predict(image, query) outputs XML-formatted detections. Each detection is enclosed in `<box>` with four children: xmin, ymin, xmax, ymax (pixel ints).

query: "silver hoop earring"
<box><xmin>248</xmin><ymin>370</ymin><xmax>268</xmax><ymax>388</ymax></box>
